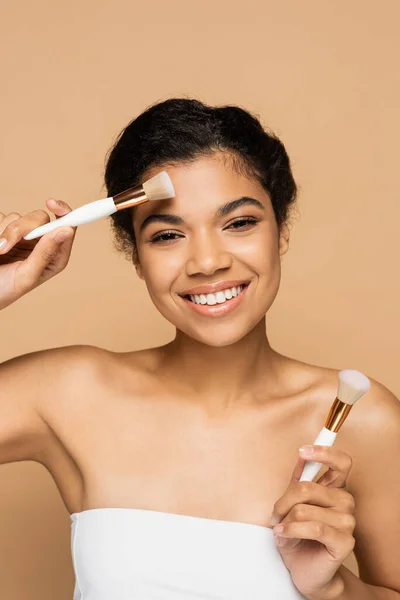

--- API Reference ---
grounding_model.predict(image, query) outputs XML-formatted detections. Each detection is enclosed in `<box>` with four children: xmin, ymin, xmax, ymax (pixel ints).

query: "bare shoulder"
<box><xmin>0</xmin><ymin>343</ymin><xmax>112</xmax><ymax>379</ymax></box>
<box><xmin>341</xmin><ymin>373</ymin><xmax>400</xmax><ymax>483</ymax></box>
<box><xmin>0</xmin><ymin>343</ymin><xmax>114</xmax><ymax>406</ymax></box>
<box><xmin>35</xmin><ymin>343</ymin><xmax>159</xmax><ymax>417</ymax></box>
<box><xmin>295</xmin><ymin>358</ymin><xmax>399</xmax><ymax>433</ymax></box>
<box><xmin>353</xmin><ymin>374</ymin><xmax>400</xmax><ymax>428</ymax></box>
<box><xmin>276</xmin><ymin>357</ymin><xmax>399</xmax><ymax>434</ymax></box>
<box><xmin>0</xmin><ymin>343</ymin><xmax>115</xmax><ymax>416</ymax></box>
<box><xmin>321</xmin><ymin>366</ymin><xmax>400</xmax><ymax>442</ymax></box>
<box><xmin>24</xmin><ymin>344</ymin><xmax>118</xmax><ymax>403</ymax></box>
<box><xmin>38</xmin><ymin>343</ymin><xmax>150</xmax><ymax>385</ymax></box>
<box><xmin>0</xmin><ymin>343</ymin><xmax>136</xmax><ymax>417</ymax></box>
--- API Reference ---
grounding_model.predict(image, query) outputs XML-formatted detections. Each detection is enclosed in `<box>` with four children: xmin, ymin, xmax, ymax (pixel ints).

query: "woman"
<box><xmin>0</xmin><ymin>98</ymin><xmax>399</xmax><ymax>600</ymax></box>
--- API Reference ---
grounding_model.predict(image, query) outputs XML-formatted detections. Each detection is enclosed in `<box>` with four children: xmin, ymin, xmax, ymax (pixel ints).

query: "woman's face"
<box><xmin>132</xmin><ymin>153</ymin><xmax>290</xmax><ymax>347</ymax></box>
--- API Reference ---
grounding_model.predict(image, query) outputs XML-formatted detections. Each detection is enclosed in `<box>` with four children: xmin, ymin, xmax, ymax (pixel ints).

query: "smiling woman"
<box><xmin>104</xmin><ymin>99</ymin><xmax>296</xmax><ymax>348</ymax></box>
<box><xmin>0</xmin><ymin>98</ymin><xmax>399</xmax><ymax>600</ymax></box>
<box><xmin>117</xmin><ymin>152</ymin><xmax>290</xmax><ymax>348</ymax></box>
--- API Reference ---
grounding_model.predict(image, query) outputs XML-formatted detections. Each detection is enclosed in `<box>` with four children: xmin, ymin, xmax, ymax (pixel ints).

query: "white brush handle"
<box><xmin>299</xmin><ymin>427</ymin><xmax>337</xmax><ymax>482</ymax></box>
<box><xmin>23</xmin><ymin>197</ymin><xmax>117</xmax><ymax>240</ymax></box>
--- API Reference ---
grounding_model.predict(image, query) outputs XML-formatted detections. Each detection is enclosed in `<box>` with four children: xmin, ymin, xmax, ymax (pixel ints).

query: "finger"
<box><xmin>281</xmin><ymin>503</ymin><xmax>356</xmax><ymax>534</ymax></box>
<box><xmin>315</xmin><ymin>469</ymin><xmax>346</xmax><ymax>487</ymax></box>
<box><xmin>45</xmin><ymin>199</ymin><xmax>77</xmax><ymax>239</ymax></box>
<box><xmin>298</xmin><ymin>446</ymin><xmax>353</xmax><ymax>488</ymax></box>
<box><xmin>291</xmin><ymin>454</ymin><xmax>315</xmax><ymax>482</ymax></box>
<box><xmin>0</xmin><ymin>213</ymin><xmax>22</xmax><ymax>237</ymax></box>
<box><xmin>46</xmin><ymin>198</ymin><xmax>76</xmax><ymax>221</ymax></box>
<box><xmin>270</xmin><ymin>481</ymin><xmax>354</xmax><ymax>526</ymax></box>
<box><xmin>290</xmin><ymin>454</ymin><xmax>331</xmax><ymax>486</ymax></box>
<box><xmin>274</xmin><ymin>520</ymin><xmax>355</xmax><ymax>561</ymax></box>
<box><xmin>0</xmin><ymin>210</ymin><xmax>51</xmax><ymax>253</ymax></box>
<box><xmin>16</xmin><ymin>227</ymin><xmax>75</xmax><ymax>291</ymax></box>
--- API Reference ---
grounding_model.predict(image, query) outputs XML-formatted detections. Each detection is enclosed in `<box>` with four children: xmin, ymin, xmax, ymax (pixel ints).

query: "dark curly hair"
<box><xmin>104</xmin><ymin>97</ymin><xmax>299</xmax><ymax>261</ymax></box>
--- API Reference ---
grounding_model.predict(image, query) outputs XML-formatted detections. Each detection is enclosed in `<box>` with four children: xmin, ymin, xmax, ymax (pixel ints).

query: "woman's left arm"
<box><xmin>337</xmin><ymin>380</ymin><xmax>400</xmax><ymax>599</ymax></box>
<box><xmin>269</xmin><ymin>378</ymin><xmax>400</xmax><ymax>600</ymax></box>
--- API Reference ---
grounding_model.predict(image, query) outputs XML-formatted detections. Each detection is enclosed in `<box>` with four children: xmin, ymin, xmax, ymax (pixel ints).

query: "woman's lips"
<box><xmin>178</xmin><ymin>279</ymin><xmax>250</xmax><ymax>296</ymax></box>
<box><xmin>180</xmin><ymin>284</ymin><xmax>249</xmax><ymax>317</ymax></box>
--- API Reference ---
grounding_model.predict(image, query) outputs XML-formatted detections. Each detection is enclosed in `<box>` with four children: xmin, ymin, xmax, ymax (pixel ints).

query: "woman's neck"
<box><xmin>157</xmin><ymin>318</ymin><xmax>287</xmax><ymax>414</ymax></box>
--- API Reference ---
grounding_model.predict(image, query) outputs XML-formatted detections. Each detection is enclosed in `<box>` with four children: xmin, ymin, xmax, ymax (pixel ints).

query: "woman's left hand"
<box><xmin>269</xmin><ymin>445</ymin><xmax>356</xmax><ymax>600</ymax></box>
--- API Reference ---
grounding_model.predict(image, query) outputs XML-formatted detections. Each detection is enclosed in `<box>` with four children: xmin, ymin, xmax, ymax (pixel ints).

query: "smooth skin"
<box><xmin>0</xmin><ymin>153</ymin><xmax>399</xmax><ymax>599</ymax></box>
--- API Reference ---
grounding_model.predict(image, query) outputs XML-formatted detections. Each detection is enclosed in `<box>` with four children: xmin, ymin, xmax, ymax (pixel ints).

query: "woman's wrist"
<box><xmin>305</xmin><ymin>571</ymin><xmax>345</xmax><ymax>600</ymax></box>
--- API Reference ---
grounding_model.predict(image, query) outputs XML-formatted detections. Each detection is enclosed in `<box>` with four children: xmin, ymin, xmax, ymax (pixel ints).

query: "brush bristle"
<box><xmin>337</xmin><ymin>369</ymin><xmax>371</xmax><ymax>405</ymax></box>
<box><xmin>142</xmin><ymin>170</ymin><xmax>175</xmax><ymax>201</ymax></box>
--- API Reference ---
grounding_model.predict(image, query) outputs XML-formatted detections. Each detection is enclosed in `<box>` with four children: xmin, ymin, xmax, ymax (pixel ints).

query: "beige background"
<box><xmin>0</xmin><ymin>0</ymin><xmax>399</xmax><ymax>597</ymax></box>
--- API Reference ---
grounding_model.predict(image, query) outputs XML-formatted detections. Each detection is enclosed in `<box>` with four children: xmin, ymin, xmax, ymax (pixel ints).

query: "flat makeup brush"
<box><xmin>23</xmin><ymin>170</ymin><xmax>175</xmax><ymax>240</ymax></box>
<box><xmin>299</xmin><ymin>369</ymin><xmax>371</xmax><ymax>482</ymax></box>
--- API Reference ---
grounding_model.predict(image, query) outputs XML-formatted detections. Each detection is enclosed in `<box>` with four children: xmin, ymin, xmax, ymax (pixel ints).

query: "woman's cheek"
<box><xmin>141</xmin><ymin>257</ymin><xmax>181</xmax><ymax>310</ymax></box>
<box><xmin>237</xmin><ymin>234</ymin><xmax>281</xmax><ymax>282</ymax></box>
<box><xmin>140</xmin><ymin>245</ymin><xmax>177</xmax><ymax>280</ymax></box>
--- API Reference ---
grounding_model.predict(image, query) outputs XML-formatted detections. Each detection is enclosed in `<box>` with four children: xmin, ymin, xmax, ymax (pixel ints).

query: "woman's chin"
<box><xmin>178</xmin><ymin>325</ymin><xmax>255</xmax><ymax>348</ymax></box>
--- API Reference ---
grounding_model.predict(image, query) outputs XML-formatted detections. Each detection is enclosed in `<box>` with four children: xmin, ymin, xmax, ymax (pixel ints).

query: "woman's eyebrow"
<box><xmin>139</xmin><ymin>213</ymin><xmax>181</xmax><ymax>234</ymax></box>
<box><xmin>138</xmin><ymin>196</ymin><xmax>265</xmax><ymax>233</ymax></box>
<box><xmin>217</xmin><ymin>196</ymin><xmax>265</xmax><ymax>216</ymax></box>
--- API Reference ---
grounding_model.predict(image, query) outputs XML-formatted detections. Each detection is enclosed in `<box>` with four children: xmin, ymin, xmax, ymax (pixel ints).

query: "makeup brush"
<box><xmin>299</xmin><ymin>369</ymin><xmax>371</xmax><ymax>482</ymax></box>
<box><xmin>23</xmin><ymin>170</ymin><xmax>175</xmax><ymax>240</ymax></box>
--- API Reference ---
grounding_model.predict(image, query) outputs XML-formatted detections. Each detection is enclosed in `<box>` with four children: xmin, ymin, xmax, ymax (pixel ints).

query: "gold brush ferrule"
<box><xmin>113</xmin><ymin>185</ymin><xmax>149</xmax><ymax>211</ymax></box>
<box><xmin>324</xmin><ymin>397</ymin><xmax>353</xmax><ymax>433</ymax></box>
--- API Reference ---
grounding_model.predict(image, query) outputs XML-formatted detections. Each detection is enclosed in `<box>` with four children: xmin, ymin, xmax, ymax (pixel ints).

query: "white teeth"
<box><xmin>188</xmin><ymin>284</ymin><xmax>245</xmax><ymax>306</ymax></box>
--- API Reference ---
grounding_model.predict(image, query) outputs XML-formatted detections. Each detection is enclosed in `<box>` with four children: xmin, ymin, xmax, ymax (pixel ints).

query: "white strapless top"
<box><xmin>70</xmin><ymin>508</ymin><xmax>305</xmax><ymax>599</ymax></box>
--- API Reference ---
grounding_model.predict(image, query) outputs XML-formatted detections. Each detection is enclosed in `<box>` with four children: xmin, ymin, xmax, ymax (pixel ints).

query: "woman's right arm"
<box><xmin>0</xmin><ymin>199</ymin><xmax>77</xmax><ymax>465</ymax></box>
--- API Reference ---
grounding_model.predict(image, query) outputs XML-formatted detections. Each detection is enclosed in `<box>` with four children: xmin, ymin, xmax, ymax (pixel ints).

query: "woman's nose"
<box><xmin>185</xmin><ymin>235</ymin><xmax>232</xmax><ymax>276</ymax></box>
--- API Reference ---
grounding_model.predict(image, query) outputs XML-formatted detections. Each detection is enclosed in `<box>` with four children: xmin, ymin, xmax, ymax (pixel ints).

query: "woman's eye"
<box><xmin>227</xmin><ymin>217</ymin><xmax>259</xmax><ymax>230</ymax></box>
<box><xmin>149</xmin><ymin>231</ymin><xmax>182</xmax><ymax>244</ymax></box>
<box><xmin>149</xmin><ymin>217</ymin><xmax>259</xmax><ymax>244</ymax></box>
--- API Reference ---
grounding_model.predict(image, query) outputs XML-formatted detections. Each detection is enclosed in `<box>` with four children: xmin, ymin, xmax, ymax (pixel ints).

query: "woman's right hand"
<box><xmin>0</xmin><ymin>199</ymin><xmax>77</xmax><ymax>310</ymax></box>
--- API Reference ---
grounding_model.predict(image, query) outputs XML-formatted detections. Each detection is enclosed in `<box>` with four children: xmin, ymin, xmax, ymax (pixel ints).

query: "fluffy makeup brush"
<box><xmin>23</xmin><ymin>170</ymin><xmax>175</xmax><ymax>240</ymax></box>
<box><xmin>299</xmin><ymin>369</ymin><xmax>371</xmax><ymax>482</ymax></box>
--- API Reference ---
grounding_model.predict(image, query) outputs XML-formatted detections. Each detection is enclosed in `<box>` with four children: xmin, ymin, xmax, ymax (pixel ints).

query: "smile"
<box><xmin>186</xmin><ymin>283</ymin><xmax>246</xmax><ymax>305</ymax></box>
<box><xmin>179</xmin><ymin>283</ymin><xmax>249</xmax><ymax>317</ymax></box>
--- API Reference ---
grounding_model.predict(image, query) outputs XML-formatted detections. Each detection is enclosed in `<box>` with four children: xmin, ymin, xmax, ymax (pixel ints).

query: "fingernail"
<box><xmin>0</xmin><ymin>238</ymin><xmax>7</xmax><ymax>251</ymax></box>
<box><xmin>274</xmin><ymin>524</ymin><xmax>285</xmax><ymax>534</ymax></box>
<box><xmin>299</xmin><ymin>446</ymin><xmax>315</xmax><ymax>457</ymax></box>
<box><xmin>268</xmin><ymin>513</ymin><xmax>280</xmax><ymax>527</ymax></box>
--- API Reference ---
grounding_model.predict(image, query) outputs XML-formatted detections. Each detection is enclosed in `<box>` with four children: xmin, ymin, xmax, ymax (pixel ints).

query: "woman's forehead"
<box><xmin>139</xmin><ymin>156</ymin><xmax>267</xmax><ymax>212</ymax></box>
